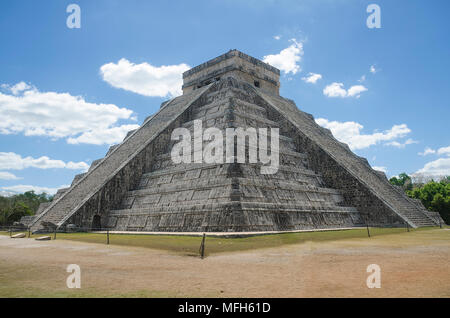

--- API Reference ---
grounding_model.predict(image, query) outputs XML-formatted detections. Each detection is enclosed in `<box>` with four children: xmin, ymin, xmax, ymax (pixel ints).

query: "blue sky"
<box><xmin>0</xmin><ymin>0</ymin><xmax>449</xmax><ymax>195</ymax></box>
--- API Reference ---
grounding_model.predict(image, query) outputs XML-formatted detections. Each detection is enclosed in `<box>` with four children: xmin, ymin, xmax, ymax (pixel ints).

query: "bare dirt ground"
<box><xmin>1</xmin><ymin>229</ymin><xmax>449</xmax><ymax>297</ymax></box>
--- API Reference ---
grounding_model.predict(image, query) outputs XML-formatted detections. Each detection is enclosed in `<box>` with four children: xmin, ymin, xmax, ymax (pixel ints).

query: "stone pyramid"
<box><xmin>29</xmin><ymin>50</ymin><xmax>442</xmax><ymax>233</ymax></box>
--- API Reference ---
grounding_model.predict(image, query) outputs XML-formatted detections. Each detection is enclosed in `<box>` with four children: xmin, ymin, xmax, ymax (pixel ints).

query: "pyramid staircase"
<box><xmin>258</xmin><ymin>91</ymin><xmax>440</xmax><ymax>228</ymax></box>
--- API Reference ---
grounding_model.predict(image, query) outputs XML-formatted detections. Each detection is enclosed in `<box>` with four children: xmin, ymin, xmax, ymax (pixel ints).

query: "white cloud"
<box><xmin>67</xmin><ymin>124</ymin><xmax>139</xmax><ymax>145</ymax></box>
<box><xmin>0</xmin><ymin>171</ymin><xmax>21</xmax><ymax>180</ymax></box>
<box><xmin>315</xmin><ymin>118</ymin><xmax>411</xmax><ymax>150</ymax></box>
<box><xmin>437</xmin><ymin>146</ymin><xmax>450</xmax><ymax>156</ymax></box>
<box><xmin>370</xmin><ymin>65</ymin><xmax>378</xmax><ymax>74</ymax></box>
<box><xmin>1</xmin><ymin>184</ymin><xmax>70</xmax><ymax>195</ymax></box>
<box><xmin>418</xmin><ymin>146</ymin><xmax>450</xmax><ymax>157</ymax></box>
<box><xmin>323</xmin><ymin>82</ymin><xmax>368</xmax><ymax>98</ymax></box>
<box><xmin>414</xmin><ymin>158</ymin><xmax>450</xmax><ymax>178</ymax></box>
<box><xmin>0</xmin><ymin>152</ymin><xmax>89</xmax><ymax>172</ymax></box>
<box><xmin>347</xmin><ymin>85</ymin><xmax>368</xmax><ymax>97</ymax></box>
<box><xmin>358</xmin><ymin>75</ymin><xmax>366</xmax><ymax>82</ymax></box>
<box><xmin>372</xmin><ymin>166</ymin><xmax>387</xmax><ymax>173</ymax></box>
<box><xmin>0</xmin><ymin>190</ymin><xmax>17</xmax><ymax>197</ymax></box>
<box><xmin>418</xmin><ymin>147</ymin><xmax>436</xmax><ymax>156</ymax></box>
<box><xmin>263</xmin><ymin>39</ymin><xmax>303</xmax><ymax>74</ymax></box>
<box><xmin>1</xmin><ymin>81</ymin><xmax>32</xmax><ymax>95</ymax></box>
<box><xmin>301</xmin><ymin>72</ymin><xmax>322</xmax><ymax>84</ymax></box>
<box><xmin>0</xmin><ymin>82</ymin><xmax>136</xmax><ymax>145</ymax></box>
<box><xmin>323</xmin><ymin>82</ymin><xmax>347</xmax><ymax>97</ymax></box>
<box><xmin>65</xmin><ymin>161</ymin><xmax>90</xmax><ymax>170</ymax></box>
<box><xmin>100</xmin><ymin>58</ymin><xmax>190</xmax><ymax>98</ymax></box>
<box><xmin>273</xmin><ymin>35</ymin><xmax>281</xmax><ymax>40</ymax></box>
<box><xmin>385</xmin><ymin>138</ymin><xmax>418</xmax><ymax>148</ymax></box>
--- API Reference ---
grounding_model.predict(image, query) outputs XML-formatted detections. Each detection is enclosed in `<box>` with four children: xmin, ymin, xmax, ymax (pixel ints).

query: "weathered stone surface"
<box><xmin>13</xmin><ymin>221</ymin><xmax>26</xmax><ymax>227</ymax></box>
<box><xmin>53</xmin><ymin>188</ymin><xmax>70</xmax><ymax>200</ymax></box>
<box><xmin>36</xmin><ymin>202</ymin><xmax>51</xmax><ymax>215</ymax></box>
<box><xmin>11</xmin><ymin>233</ymin><xmax>26</xmax><ymax>238</ymax></box>
<box><xmin>40</xmin><ymin>221</ymin><xmax>57</xmax><ymax>232</ymax></box>
<box><xmin>35</xmin><ymin>236</ymin><xmax>51</xmax><ymax>241</ymax></box>
<box><xmin>71</xmin><ymin>173</ymin><xmax>87</xmax><ymax>186</ymax></box>
<box><xmin>66</xmin><ymin>224</ymin><xmax>79</xmax><ymax>232</ymax></box>
<box><xmin>29</xmin><ymin>50</ymin><xmax>442</xmax><ymax>232</ymax></box>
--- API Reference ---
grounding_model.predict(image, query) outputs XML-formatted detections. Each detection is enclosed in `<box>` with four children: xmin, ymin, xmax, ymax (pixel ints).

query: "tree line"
<box><xmin>0</xmin><ymin>191</ymin><xmax>53</xmax><ymax>226</ymax></box>
<box><xmin>389</xmin><ymin>173</ymin><xmax>449</xmax><ymax>224</ymax></box>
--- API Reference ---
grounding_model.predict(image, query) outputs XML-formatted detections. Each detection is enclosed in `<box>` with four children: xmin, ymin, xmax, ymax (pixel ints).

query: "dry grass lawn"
<box><xmin>0</xmin><ymin>228</ymin><xmax>449</xmax><ymax>298</ymax></box>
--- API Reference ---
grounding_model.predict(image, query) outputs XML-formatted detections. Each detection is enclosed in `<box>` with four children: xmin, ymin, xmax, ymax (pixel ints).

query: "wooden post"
<box><xmin>200</xmin><ymin>233</ymin><xmax>206</xmax><ymax>259</ymax></box>
<box><xmin>107</xmin><ymin>229</ymin><xmax>110</xmax><ymax>245</ymax></box>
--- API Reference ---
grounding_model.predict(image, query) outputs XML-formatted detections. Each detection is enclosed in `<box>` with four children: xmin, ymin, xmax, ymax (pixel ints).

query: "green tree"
<box><xmin>0</xmin><ymin>191</ymin><xmax>52</xmax><ymax>226</ymax></box>
<box><xmin>389</xmin><ymin>172</ymin><xmax>413</xmax><ymax>191</ymax></box>
<box><xmin>8</xmin><ymin>202</ymin><xmax>32</xmax><ymax>224</ymax></box>
<box><xmin>406</xmin><ymin>178</ymin><xmax>450</xmax><ymax>224</ymax></box>
<box><xmin>0</xmin><ymin>209</ymin><xmax>9</xmax><ymax>226</ymax></box>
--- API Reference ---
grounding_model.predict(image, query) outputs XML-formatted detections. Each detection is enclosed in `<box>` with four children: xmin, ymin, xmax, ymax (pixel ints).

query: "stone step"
<box><xmin>142</xmin><ymin>161</ymin><xmax>320</xmax><ymax>180</ymax></box>
<box><xmin>151</xmin><ymin>146</ymin><xmax>309</xmax><ymax>173</ymax></box>
<box><xmin>182</xmin><ymin>107</ymin><xmax>281</xmax><ymax>130</ymax></box>
<box><xmin>165</xmin><ymin>134</ymin><xmax>298</xmax><ymax>155</ymax></box>
<box><xmin>141</xmin><ymin>165</ymin><xmax>324</xmax><ymax>193</ymax></box>
<box><xmin>119</xmin><ymin>173</ymin><xmax>346</xmax><ymax>212</ymax></box>
<box><xmin>192</xmin><ymin>99</ymin><xmax>267</xmax><ymax>121</ymax></box>
<box><xmin>203</xmin><ymin>86</ymin><xmax>256</xmax><ymax>103</ymax></box>
<box><xmin>109</xmin><ymin>201</ymin><xmax>358</xmax><ymax>217</ymax></box>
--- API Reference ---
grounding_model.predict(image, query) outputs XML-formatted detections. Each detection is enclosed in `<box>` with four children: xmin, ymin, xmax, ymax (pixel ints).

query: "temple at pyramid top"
<box><xmin>182</xmin><ymin>49</ymin><xmax>280</xmax><ymax>95</ymax></box>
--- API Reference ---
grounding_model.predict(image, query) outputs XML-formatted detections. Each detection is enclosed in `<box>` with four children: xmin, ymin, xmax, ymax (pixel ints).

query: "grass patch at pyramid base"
<box><xmin>0</xmin><ymin>226</ymin><xmax>441</xmax><ymax>256</ymax></box>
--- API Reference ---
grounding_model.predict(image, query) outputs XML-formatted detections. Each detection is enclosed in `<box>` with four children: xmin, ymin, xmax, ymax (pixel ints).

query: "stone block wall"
<box><xmin>254</xmin><ymin>88</ymin><xmax>425</xmax><ymax>227</ymax></box>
